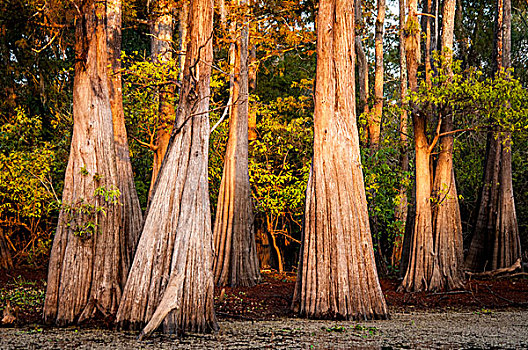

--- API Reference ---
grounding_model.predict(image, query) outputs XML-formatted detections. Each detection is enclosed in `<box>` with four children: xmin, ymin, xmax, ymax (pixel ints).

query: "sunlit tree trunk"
<box><xmin>248</xmin><ymin>45</ymin><xmax>258</xmax><ymax>140</ymax></box>
<box><xmin>391</xmin><ymin>0</ymin><xmax>409</xmax><ymax>268</ymax></box>
<box><xmin>355</xmin><ymin>0</ymin><xmax>369</xmax><ymax>123</ymax></box>
<box><xmin>371</xmin><ymin>0</ymin><xmax>385</xmax><ymax>150</ymax></box>
<box><xmin>213</xmin><ymin>0</ymin><xmax>261</xmax><ymax>287</ymax></box>
<box><xmin>178</xmin><ymin>0</ymin><xmax>189</xmax><ymax>84</ymax></box>
<box><xmin>149</xmin><ymin>0</ymin><xmax>175</xmax><ymax>199</ymax></box>
<box><xmin>44</xmin><ymin>0</ymin><xmax>124</xmax><ymax>324</ymax></box>
<box><xmin>292</xmin><ymin>0</ymin><xmax>388</xmax><ymax>320</ymax></box>
<box><xmin>423</xmin><ymin>0</ymin><xmax>432</xmax><ymax>85</ymax></box>
<box><xmin>465</xmin><ymin>0</ymin><xmax>520</xmax><ymax>272</ymax></box>
<box><xmin>400</xmin><ymin>0</ymin><xmax>437</xmax><ymax>292</ymax></box>
<box><xmin>106</xmin><ymin>0</ymin><xmax>143</xmax><ymax>280</ymax></box>
<box><xmin>428</xmin><ymin>0</ymin><xmax>464</xmax><ymax>291</ymax></box>
<box><xmin>116</xmin><ymin>0</ymin><xmax>218</xmax><ymax>336</ymax></box>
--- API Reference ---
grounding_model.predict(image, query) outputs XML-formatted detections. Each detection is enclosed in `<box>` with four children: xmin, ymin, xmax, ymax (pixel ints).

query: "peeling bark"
<box><xmin>116</xmin><ymin>0</ymin><xmax>218</xmax><ymax>335</ymax></box>
<box><xmin>44</xmin><ymin>0</ymin><xmax>124</xmax><ymax>325</ymax></box>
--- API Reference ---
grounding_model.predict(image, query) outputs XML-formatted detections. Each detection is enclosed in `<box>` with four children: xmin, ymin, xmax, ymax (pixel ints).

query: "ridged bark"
<box><xmin>213</xmin><ymin>0</ymin><xmax>261</xmax><ymax>288</ymax></box>
<box><xmin>292</xmin><ymin>0</ymin><xmax>388</xmax><ymax>320</ymax></box>
<box><xmin>44</xmin><ymin>0</ymin><xmax>124</xmax><ymax>324</ymax></box>
<box><xmin>465</xmin><ymin>0</ymin><xmax>520</xmax><ymax>272</ymax></box>
<box><xmin>106</xmin><ymin>0</ymin><xmax>143</xmax><ymax>280</ymax></box>
<box><xmin>149</xmin><ymin>0</ymin><xmax>175</xmax><ymax>199</ymax></box>
<box><xmin>400</xmin><ymin>0</ymin><xmax>438</xmax><ymax>292</ymax></box>
<box><xmin>391</xmin><ymin>0</ymin><xmax>409</xmax><ymax>268</ymax></box>
<box><xmin>116</xmin><ymin>0</ymin><xmax>218</xmax><ymax>335</ymax></box>
<box><xmin>429</xmin><ymin>0</ymin><xmax>464</xmax><ymax>291</ymax></box>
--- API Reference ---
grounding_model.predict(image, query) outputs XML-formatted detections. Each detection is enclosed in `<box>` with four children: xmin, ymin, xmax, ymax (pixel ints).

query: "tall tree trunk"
<box><xmin>0</xmin><ymin>227</ymin><xmax>13</xmax><ymax>270</ymax></box>
<box><xmin>392</xmin><ymin>0</ymin><xmax>409</xmax><ymax>269</ymax></box>
<box><xmin>44</xmin><ymin>0</ymin><xmax>124</xmax><ymax>325</ymax></box>
<box><xmin>149</xmin><ymin>0</ymin><xmax>175</xmax><ymax>199</ymax></box>
<box><xmin>178</xmin><ymin>0</ymin><xmax>189</xmax><ymax>84</ymax></box>
<box><xmin>400</xmin><ymin>0</ymin><xmax>437</xmax><ymax>292</ymax></box>
<box><xmin>248</xmin><ymin>45</ymin><xmax>258</xmax><ymax>140</ymax></box>
<box><xmin>466</xmin><ymin>0</ymin><xmax>520</xmax><ymax>271</ymax></box>
<box><xmin>428</xmin><ymin>0</ymin><xmax>464</xmax><ymax>291</ymax></box>
<box><xmin>355</xmin><ymin>0</ymin><xmax>369</xmax><ymax>123</ymax></box>
<box><xmin>369</xmin><ymin>0</ymin><xmax>387</xmax><ymax>273</ymax></box>
<box><xmin>423</xmin><ymin>0</ymin><xmax>432</xmax><ymax>86</ymax></box>
<box><xmin>213</xmin><ymin>0</ymin><xmax>261</xmax><ymax>287</ymax></box>
<box><xmin>116</xmin><ymin>0</ymin><xmax>218</xmax><ymax>336</ymax></box>
<box><xmin>106</xmin><ymin>0</ymin><xmax>143</xmax><ymax>281</ymax></box>
<box><xmin>292</xmin><ymin>0</ymin><xmax>388</xmax><ymax>320</ymax></box>
<box><xmin>371</xmin><ymin>0</ymin><xmax>385</xmax><ymax>150</ymax></box>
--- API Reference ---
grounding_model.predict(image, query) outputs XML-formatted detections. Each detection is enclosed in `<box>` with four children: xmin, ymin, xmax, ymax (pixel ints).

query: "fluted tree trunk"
<box><xmin>292</xmin><ymin>0</ymin><xmax>388</xmax><ymax>320</ymax></box>
<box><xmin>428</xmin><ymin>0</ymin><xmax>464</xmax><ymax>291</ymax></box>
<box><xmin>115</xmin><ymin>0</ymin><xmax>218</xmax><ymax>336</ymax></box>
<box><xmin>391</xmin><ymin>0</ymin><xmax>409</xmax><ymax>268</ymax></box>
<box><xmin>149</xmin><ymin>0</ymin><xmax>175</xmax><ymax>198</ymax></box>
<box><xmin>44</xmin><ymin>0</ymin><xmax>125</xmax><ymax>325</ymax></box>
<box><xmin>465</xmin><ymin>0</ymin><xmax>520</xmax><ymax>272</ymax></box>
<box><xmin>400</xmin><ymin>0</ymin><xmax>438</xmax><ymax>292</ymax></box>
<box><xmin>213</xmin><ymin>0</ymin><xmax>261</xmax><ymax>288</ymax></box>
<box><xmin>401</xmin><ymin>0</ymin><xmax>465</xmax><ymax>291</ymax></box>
<box><xmin>106</xmin><ymin>0</ymin><xmax>143</xmax><ymax>280</ymax></box>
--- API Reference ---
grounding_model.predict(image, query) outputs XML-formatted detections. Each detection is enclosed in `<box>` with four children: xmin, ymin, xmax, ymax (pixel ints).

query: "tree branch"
<box><xmin>427</xmin><ymin>118</ymin><xmax>442</xmax><ymax>154</ymax></box>
<box><xmin>436</xmin><ymin>127</ymin><xmax>475</xmax><ymax>138</ymax></box>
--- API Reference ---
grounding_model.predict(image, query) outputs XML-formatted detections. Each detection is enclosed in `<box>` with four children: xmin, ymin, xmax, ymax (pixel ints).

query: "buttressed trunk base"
<box><xmin>293</xmin><ymin>0</ymin><xmax>388</xmax><ymax>320</ymax></box>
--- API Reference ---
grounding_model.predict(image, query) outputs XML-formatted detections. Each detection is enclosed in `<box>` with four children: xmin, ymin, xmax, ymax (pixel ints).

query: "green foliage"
<box><xmin>62</xmin><ymin>184</ymin><xmax>121</xmax><ymax>240</ymax></box>
<box><xmin>413</xmin><ymin>54</ymin><xmax>528</xmax><ymax>244</ymax></box>
<box><xmin>361</xmin><ymin>103</ymin><xmax>412</xmax><ymax>260</ymax></box>
<box><xmin>208</xmin><ymin>77</ymin><xmax>313</xmax><ymax>268</ymax></box>
<box><xmin>121</xmin><ymin>51</ymin><xmax>180</xmax><ymax>208</ymax></box>
<box><xmin>249</xmin><ymin>94</ymin><xmax>313</xmax><ymax>229</ymax></box>
<box><xmin>0</xmin><ymin>108</ymin><xmax>61</xmax><ymax>266</ymax></box>
<box><xmin>0</xmin><ymin>276</ymin><xmax>45</xmax><ymax>311</ymax></box>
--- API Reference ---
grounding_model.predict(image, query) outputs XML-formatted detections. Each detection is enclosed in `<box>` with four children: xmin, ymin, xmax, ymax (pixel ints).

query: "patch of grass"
<box><xmin>474</xmin><ymin>308</ymin><xmax>493</xmax><ymax>315</ymax></box>
<box><xmin>325</xmin><ymin>324</ymin><xmax>347</xmax><ymax>333</ymax></box>
<box><xmin>353</xmin><ymin>324</ymin><xmax>381</xmax><ymax>337</ymax></box>
<box><xmin>0</xmin><ymin>276</ymin><xmax>45</xmax><ymax>312</ymax></box>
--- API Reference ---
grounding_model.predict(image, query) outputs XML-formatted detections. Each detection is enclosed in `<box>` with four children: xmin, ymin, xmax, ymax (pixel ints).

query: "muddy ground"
<box><xmin>1</xmin><ymin>311</ymin><xmax>528</xmax><ymax>349</ymax></box>
<box><xmin>1</xmin><ymin>269</ymin><xmax>528</xmax><ymax>349</ymax></box>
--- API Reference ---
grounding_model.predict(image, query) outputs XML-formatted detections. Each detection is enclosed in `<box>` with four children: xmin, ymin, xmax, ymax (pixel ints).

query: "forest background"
<box><xmin>0</xmin><ymin>0</ymin><xmax>527</xmax><ymax>277</ymax></box>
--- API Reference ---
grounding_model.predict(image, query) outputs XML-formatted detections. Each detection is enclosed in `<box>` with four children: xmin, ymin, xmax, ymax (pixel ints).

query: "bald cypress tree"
<box><xmin>292</xmin><ymin>0</ymin><xmax>388</xmax><ymax>320</ymax></box>
<box><xmin>465</xmin><ymin>0</ymin><xmax>521</xmax><ymax>272</ymax></box>
<box><xmin>44</xmin><ymin>0</ymin><xmax>126</xmax><ymax>325</ymax></box>
<box><xmin>116</xmin><ymin>0</ymin><xmax>218</xmax><ymax>336</ymax></box>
